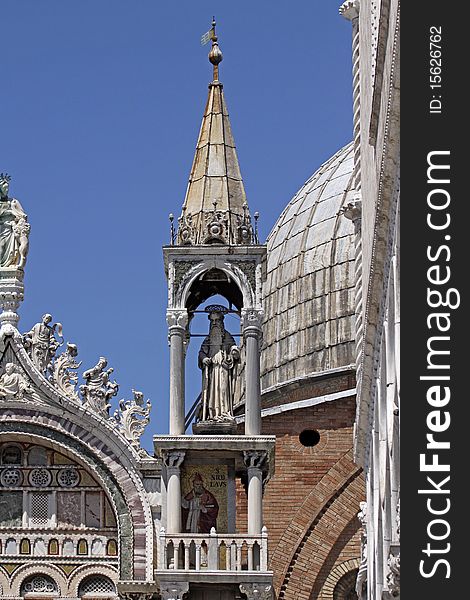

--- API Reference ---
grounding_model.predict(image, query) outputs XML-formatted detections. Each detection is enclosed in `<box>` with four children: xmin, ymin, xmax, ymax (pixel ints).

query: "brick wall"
<box><xmin>237</xmin><ymin>385</ymin><xmax>364</xmax><ymax>599</ymax></box>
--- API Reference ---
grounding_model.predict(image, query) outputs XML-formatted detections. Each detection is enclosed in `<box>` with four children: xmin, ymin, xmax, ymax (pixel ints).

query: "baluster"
<box><xmin>230</xmin><ymin>542</ymin><xmax>237</xmax><ymax>571</ymax></box>
<box><xmin>225</xmin><ymin>543</ymin><xmax>231</xmax><ymax>570</ymax></box>
<box><xmin>236</xmin><ymin>544</ymin><xmax>242</xmax><ymax>571</ymax></box>
<box><xmin>261</xmin><ymin>526</ymin><xmax>268</xmax><ymax>571</ymax></box>
<box><xmin>208</xmin><ymin>528</ymin><xmax>218</xmax><ymax>570</ymax></box>
<box><xmin>248</xmin><ymin>542</ymin><xmax>254</xmax><ymax>571</ymax></box>
<box><xmin>196</xmin><ymin>544</ymin><xmax>201</xmax><ymax>571</ymax></box>
<box><xmin>177</xmin><ymin>540</ymin><xmax>183</xmax><ymax>569</ymax></box>
<box><xmin>184</xmin><ymin>542</ymin><xmax>190</xmax><ymax>570</ymax></box>
<box><xmin>201</xmin><ymin>542</ymin><xmax>208</xmax><ymax>568</ymax></box>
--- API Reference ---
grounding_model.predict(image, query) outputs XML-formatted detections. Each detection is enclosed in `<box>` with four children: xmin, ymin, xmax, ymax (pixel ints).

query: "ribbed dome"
<box><xmin>261</xmin><ymin>143</ymin><xmax>356</xmax><ymax>391</ymax></box>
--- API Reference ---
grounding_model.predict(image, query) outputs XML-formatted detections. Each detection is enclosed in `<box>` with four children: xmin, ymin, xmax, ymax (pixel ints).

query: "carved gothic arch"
<box><xmin>174</xmin><ymin>260</ymin><xmax>256</xmax><ymax>311</ymax></box>
<box><xmin>9</xmin><ymin>563</ymin><xmax>69</xmax><ymax>597</ymax></box>
<box><xmin>0</xmin><ymin>333</ymin><xmax>146</xmax><ymax>465</ymax></box>
<box><xmin>0</xmin><ymin>416</ymin><xmax>154</xmax><ymax>581</ymax></box>
<box><xmin>68</xmin><ymin>563</ymin><xmax>119</xmax><ymax>597</ymax></box>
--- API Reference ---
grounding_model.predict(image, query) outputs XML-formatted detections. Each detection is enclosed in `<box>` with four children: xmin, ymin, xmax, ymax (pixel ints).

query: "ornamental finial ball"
<box><xmin>208</xmin><ymin>18</ymin><xmax>223</xmax><ymax>70</ymax></box>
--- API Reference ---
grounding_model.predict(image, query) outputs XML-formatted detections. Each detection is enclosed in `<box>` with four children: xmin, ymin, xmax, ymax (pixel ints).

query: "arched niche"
<box><xmin>0</xmin><ymin>421</ymin><xmax>143</xmax><ymax>581</ymax></box>
<box><xmin>175</xmin><ymin>261</ymin><xmax>256</xmax><ymax>313</ymax></box>
<box><xmin>185</xmin><ymin>268</ymin><xmax>243</xmax><ymax>313</ymax></box>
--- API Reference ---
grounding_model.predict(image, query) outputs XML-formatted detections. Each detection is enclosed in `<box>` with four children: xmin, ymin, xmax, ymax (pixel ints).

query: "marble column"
<box><xmin>167</xmin><ymin>310</ymin><xmax>188</xmax><ymax>435</ymax></box>
<box><xmin>242</xmin><ymin>309</ymin><xmax>263</xmax><ymax>436</ymax></box>
<box><xmin>244</xmin><ymin>451</ymin><xmax>267</xmax><ymax>535</ymax></box>
<box><xmin>163</xmin><ymin>450</ymin><xmax>185</xmax><ymax>534</ymax></box>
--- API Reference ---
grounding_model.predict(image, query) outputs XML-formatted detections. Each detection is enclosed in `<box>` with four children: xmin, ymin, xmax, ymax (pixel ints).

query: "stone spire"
<box><xmin>177</xmin><ymin>20</ymin><xmax>255</xmax><ymax>246</ymax></box>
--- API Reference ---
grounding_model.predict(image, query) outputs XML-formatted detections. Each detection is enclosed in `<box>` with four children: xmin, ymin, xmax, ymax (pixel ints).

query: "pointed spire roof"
<box><xmin>177</xmin><ymin>20</ymin><xmax>256</xmax><ymax>246</ymax></box>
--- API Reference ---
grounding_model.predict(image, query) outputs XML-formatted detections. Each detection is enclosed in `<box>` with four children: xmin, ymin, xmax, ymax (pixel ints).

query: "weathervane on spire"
<box><xmin>201</xmin><ymin>17</ymin><xmax>223</xmax><ymax>81</ymax></box>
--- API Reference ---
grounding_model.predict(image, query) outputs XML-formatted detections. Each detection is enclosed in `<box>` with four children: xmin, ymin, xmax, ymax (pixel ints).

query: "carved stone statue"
<box><xmin>80</xmin><ymin>357</ymin><xmax>119</xmax><ymax>417</ymax></box>
<box><xmin>356</xmin><ymin>501</ymin><xmax>368</xmax><ymax>599</ymax></box>
<box><xmin>0</xmin><ymin>363</ymin><xmax>31</xmax><ymax>400</ymax></box>
<box><xmin>198</xmin><ymin>309</ymin><xmax>240</xmax><ymax>421</ymax></box>
<box><xmin>114</xmin><ymin>389</ymin><xmax>151</xmax><ymax>449</ymax></box>
<box><xmin>23</xmin><ymin>314</ymin><xmax>63</xmax><ymax>373</ymax></box>
<box><xmin>50</xmin><ymin>342</ymin><xmax>82</xmax><ymax>401</ymax></box>
<box><xmin>0</xmin><ymin>173</ymin><xmax>31</xmax><ymax>270</ymax></box>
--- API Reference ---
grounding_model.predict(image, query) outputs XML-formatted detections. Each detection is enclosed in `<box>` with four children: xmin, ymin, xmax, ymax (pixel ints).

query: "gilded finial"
<box><xmin>208</xmin><ymin>17</ymin><xmax>223</xmax><ymax>82</ymax></box>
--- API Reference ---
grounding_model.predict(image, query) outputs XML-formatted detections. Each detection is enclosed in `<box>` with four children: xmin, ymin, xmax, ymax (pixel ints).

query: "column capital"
<box><xmin>166</xmin><ymin>309</ymin><xmax>189</xmax><ymax>331</ymax></box>
<box><xmin>241</xmin><ymin>308</ymin><xmax>264</xmax><ymax>333</ymax></box>
<box><xmin>239</xmin><ymin>583</ymin><xmax>273</xmax><ymax>600</ymax></box>
<box><xmin>243</xmin><ymin>449</ymin><xmax>268</xmax><ymax>470</ymax></box>
<box><xmin>162</xmin><ymin>449</ymin><xmax>185</xmax><ymax>471</ymax></box>
<box><xmin>159</xmin><ymin>581</ymin><xmax>189</xmax><ymax>600</ymax></box>
<box><xmin>339</xmin><ymin>0</ymin><xmax>360</xmax><ymax>21</ymax></box>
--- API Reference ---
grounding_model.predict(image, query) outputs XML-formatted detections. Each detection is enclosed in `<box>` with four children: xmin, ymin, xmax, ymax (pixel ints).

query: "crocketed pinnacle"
<box><xmin>177</xmin><ymin>21</ymin><xmax>254</xmax><ymax>246</ymax></box>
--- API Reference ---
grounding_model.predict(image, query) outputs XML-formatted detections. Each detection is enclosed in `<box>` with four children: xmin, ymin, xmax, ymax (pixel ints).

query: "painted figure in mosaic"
<box><xmin>0</xmin><ymin>362</ymin><xmax>31</xmax><ymax>399</ymax></box>
<box><xmin>0</xmin><ymin>173</ymin><xmax>31</xmax><ymax>269</ymax></box>
<box><xmin>181</xmin><ymin>472</ymin><xmax>219</xmax><ymax>533</ymax></box>
<box><xmin>198</xmin><ymin>310</ymin><xmax>240</xmax><ymax>421</ymax></box>
<box><xmin>23</xmin><ymin>314</ymin><xmax>63</xmax><ymax>373</ymax></box>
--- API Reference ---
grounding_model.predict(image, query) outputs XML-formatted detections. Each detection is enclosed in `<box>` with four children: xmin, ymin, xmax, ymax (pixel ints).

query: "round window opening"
<box><xmin>299</xmin><ymin>429</ymin><xmax>320</xmax><ymax>447</ymax></box>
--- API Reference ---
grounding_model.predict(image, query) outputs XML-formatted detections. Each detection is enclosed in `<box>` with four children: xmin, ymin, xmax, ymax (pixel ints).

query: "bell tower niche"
<box><xmin>154</xmin><ymin>20</ymin><xmax>275</xmax><ymax>600</ymax></box>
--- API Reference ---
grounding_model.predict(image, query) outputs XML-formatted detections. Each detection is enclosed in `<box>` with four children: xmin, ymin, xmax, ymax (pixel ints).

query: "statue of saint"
<box><xmin>198</xmin><ymin>310</ymin><xmax>240</xmax><ymax>422</ymax></box>
<box><xmin>0</xmin><ymin>363</ymin><xmax>31</xmax><ymax>400</ymax></box>
<box><xmin>356</xmin><ymin>501</ymin><xmax>368</xmax><ymax>598</ymax></box>
<box><xmin>80</xmin><ymin>357</ymin><xmax>119</xmax><ymax>417</ymax></box>
<box><xmin>0</xmin><ymin>173</ymin><xmax>30</xmax><ymax>270</ymax></box>
<box><xmin>23</xmin><ymin>314</ymin><xmax>63</xmax><ymax>373</ymax></box>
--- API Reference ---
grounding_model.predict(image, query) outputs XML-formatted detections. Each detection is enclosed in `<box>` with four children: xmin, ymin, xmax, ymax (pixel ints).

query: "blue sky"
<box><xmin>3</xmin><ymin>1</ymin><xmax>353</xmax><ymax>449</ymax></box>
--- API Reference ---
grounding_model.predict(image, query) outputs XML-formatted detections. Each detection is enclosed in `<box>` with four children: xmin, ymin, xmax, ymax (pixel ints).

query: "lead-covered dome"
<box><xmin>261</xmin><ymin>143</ymin><xmax>356</xmax><ymax>390</ymax></box>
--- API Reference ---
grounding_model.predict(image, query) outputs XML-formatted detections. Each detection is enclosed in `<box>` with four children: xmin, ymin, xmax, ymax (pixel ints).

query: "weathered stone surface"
<box><xmin>261</xmin><ymin>145</ymin><xmax>355</xmax><ymax>392</ymax></box>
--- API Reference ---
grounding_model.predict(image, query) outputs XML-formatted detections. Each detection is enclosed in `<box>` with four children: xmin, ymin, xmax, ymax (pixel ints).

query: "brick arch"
<box><xmin>312</xmin><ymin>515</ymin><xmax>361</xmax><ymax>599</ymax></box>
<box><xmin>317</xmin><ymin>558</ymin><xmax>360</xmax><ymax>600</ymax></box>
<box><xmin>270</xmin><ymin>450</ymin><xmax>361</xmax><ymax>593</ymax></box>
<box><xmin>281</xmin><ymin>474</ymin><xmax>364</xmax><ymax>600</ymax></box>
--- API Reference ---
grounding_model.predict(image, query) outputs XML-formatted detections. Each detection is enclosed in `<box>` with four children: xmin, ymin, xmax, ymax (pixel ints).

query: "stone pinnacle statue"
<box><xmin>0</xmin><ymin>173</ymin><xmax>31</xmax><ymax>270</ymax></box>
<box><xmin>198</xmin><ymin>309</ymin><xmax>240</xmax><ymax>422</ymax></box>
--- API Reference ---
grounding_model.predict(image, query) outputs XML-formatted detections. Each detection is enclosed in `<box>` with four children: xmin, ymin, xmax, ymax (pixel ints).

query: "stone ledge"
<box><xmin>155</xmin><ymin>570</ymin><xmax>273</xmax><ymax>585</ymax></box>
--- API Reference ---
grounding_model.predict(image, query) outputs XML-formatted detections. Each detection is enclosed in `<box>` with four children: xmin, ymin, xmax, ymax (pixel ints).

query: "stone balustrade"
<box><xmin>0</xmin><ymin>531</ymin><xmax>118</xmax><ymax>558</ymax></box>
<box><xmin>158</xmin><ymin>527</ymin><xmax>268</xmax><ymax>572</ymax></box>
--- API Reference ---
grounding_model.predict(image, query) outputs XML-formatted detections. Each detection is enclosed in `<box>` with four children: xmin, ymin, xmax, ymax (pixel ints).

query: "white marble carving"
<box><xmin>23</xmin><ymin>314</ymin><xmax>63</xmax><ymax>373</ymax></box>
<box><xmin>356</xmin><ymin>501</ymin><xmax>368</xmax><ymax>598</ymax></box>
<box><xmin>198</xmin><ymin>310</ymin><xmax>240</xmax><ymax>422</ymax></box>
<box><xmin>114</xmin><ymin>389</ymin><xmax>151</xmax><ymax>450</ymax></box>
<box><xmin>0</xmin><ymin>362</ymin><xmax>31</xmax><ymax>400</ymax></box>
<box><xmin>50</xmin><ymin>342</ymin><xmax>81</xmax><ymax>401</ymax></box>
<box><xmin>80</xmin><ymin>357</ymin><xmax>119</xmax><ymax>417</ymax></box>
<box><xmin>0</xmin><ymin>173</ymin><xmax>31</xmax><ymax>270</ymax></box>
<box><xmin>386</xmin><ymin>550</ymin><xmax>400</xmax><ymax>597</ymax></box>
<box><xmin>239</xmin><ymin>583</ymin><xmax>273</xmax><ymax>600</ymax></box>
